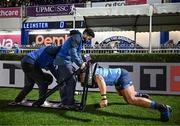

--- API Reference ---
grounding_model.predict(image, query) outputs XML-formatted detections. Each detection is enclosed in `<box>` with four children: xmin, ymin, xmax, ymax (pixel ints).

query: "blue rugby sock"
<box><xmin>151</xmin><ymin>101</ymin><xmax>167</xmax><ymax>112</ymax></box>
<box><xmin>150</xmin><ymin>101</ymin><xmax>157</xmax><ymax>109</ymax></box>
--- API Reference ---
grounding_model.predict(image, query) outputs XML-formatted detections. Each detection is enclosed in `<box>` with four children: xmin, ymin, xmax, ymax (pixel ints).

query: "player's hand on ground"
<box><xmin>100</xmin><ymin>99</ymin><xmax>107</xmax><ymax>109</ymax></box>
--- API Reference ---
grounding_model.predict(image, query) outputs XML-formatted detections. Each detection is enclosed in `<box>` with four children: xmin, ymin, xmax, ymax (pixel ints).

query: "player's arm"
<box><xmin>45</xmin><ymin>45</ymin><xmax>61</xmax><ymax>55</ymax></box>
<box><xmin>95</xmin><ymin>74</ymin><xmax>108</xmax><ymax>109</ymax></box>
<box><xmin>70</xmin><ymin>34</ymin><xmax>84</xmax><ymax>67</ymax></box>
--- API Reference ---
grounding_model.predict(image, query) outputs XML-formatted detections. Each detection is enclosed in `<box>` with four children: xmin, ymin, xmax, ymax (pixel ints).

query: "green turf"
<box><xmin>0</xmin><ymin>88</ymin><xmax>179</xmax><ymax>126</ymax></box>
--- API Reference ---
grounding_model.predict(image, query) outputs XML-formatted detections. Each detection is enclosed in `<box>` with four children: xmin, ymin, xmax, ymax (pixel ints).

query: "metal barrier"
<box><xmin>0</xmin><ymin>48</ymin><xmax>179</xmax><ymax>54</ymax></box>
<box><xmin>0</xmin><ymin>48</ymin><xmax>37</xmax><ymax>54</ymax></box>
<box><xmin>0</xmin><ymin>44</ymin><xmax>180</xmax><ymax>54</ymax></box>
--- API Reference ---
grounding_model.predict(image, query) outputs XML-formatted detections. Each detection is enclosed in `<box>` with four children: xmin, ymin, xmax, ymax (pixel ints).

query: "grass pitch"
<box><xmin>0</xmin><ymin>88</ymin><xmax>180</xmax><ymax>126</ymax></box>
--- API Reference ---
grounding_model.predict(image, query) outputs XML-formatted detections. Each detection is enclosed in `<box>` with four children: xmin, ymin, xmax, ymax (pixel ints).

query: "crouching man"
<box><xmin>80</xmin><ymin>63</ymin><xmax>172</xmax><ymax>122</ymax></box>
<box><xmin>14</xmin><ymin>45</ymin><xmax>61</xmax><ymax>107</ymax></box>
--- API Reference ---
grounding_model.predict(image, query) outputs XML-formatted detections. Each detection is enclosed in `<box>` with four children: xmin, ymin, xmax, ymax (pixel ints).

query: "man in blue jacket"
<box><xmin>54</xmin><ymin>28</ymin><xmax>95</xmax><ymax>108</ymax></box>
<box><xmin>14</xmin><ymin>45</ymin><xmax>61</xmax><ymax>106</ymax></box>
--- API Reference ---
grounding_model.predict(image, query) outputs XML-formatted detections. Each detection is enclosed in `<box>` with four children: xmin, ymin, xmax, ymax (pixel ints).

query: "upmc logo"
<box><xmin>140</xmin><ymin>66</ymin><xmax>166</xmax><ymax>91</ymax></box>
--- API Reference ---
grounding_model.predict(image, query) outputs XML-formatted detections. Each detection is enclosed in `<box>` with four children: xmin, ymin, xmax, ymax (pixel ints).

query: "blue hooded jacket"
<box><xmin>24</xmin><ymin>45</ymin><xmax>61</xmax><ymax>79</ymax></box>
<box><xmin>54</xmin><ymin>30</ymin><xmax>84</xmax><ymax>67</ymax></box>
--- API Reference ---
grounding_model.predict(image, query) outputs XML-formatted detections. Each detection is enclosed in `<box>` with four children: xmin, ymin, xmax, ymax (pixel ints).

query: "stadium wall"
<box><xmin>0</xmin><ymin>60</ymin><xmax>179</xmax><ymax>95</ymax></box>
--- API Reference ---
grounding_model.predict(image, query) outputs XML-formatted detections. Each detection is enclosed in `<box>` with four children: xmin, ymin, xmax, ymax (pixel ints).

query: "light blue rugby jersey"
<box><xmin>95</xmin><ymin>67</ymin><xmax>122</xmax><ymax>86</ymax></box>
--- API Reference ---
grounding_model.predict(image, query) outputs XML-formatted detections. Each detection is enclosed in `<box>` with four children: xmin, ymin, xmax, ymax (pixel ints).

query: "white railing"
<box><xmin>0</xmin><ymin>48</ymin><xmax>179</xmax><ymax>54</ymax></box>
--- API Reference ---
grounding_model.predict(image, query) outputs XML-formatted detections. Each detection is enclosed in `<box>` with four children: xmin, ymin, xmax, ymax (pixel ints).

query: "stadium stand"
<box><xmin>0</xmin><ymin>0</ymin><xmax>176</xmax><ymax>7</ymax></box>
<box><xmin>0</xmin><ymin>0</ymin><xmax>89</xmax><ymax>7</ymax></box>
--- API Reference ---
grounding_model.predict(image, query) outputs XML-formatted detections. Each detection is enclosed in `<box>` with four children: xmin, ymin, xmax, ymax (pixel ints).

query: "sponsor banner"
<box><xmin>0</xmin><ymin>61</ymin><xmax>56</xmax><ymax>89</ymax></box>
<box><xmin>100</xmin><ymin>36</ymin><xmax>143</xmax><ymax>49</ymax></box>
<box><xmin>0</xmin><ymin>35</ymin><xmax>21</xmax><ymax>48</ymax></box>
<box><xmin>99</xmin><ymin>62</ymin><xmax>180</xmax><ymax>95</ymax></box>
<box><xmin>0</xmin><ymin>7</ymin><xmax>21</xmax><ymax>18</ymax></box>
<box><xmin>91</xmin><ymin>0</ymin><xmax>160</xmax><ymax>7</ymax></box>
<box><xmin>0</xmin><ymin>61</ymin><xmax>180</xmax><ymax>95</ymax></box>
<box><xmin>92</xmin><ymin>1</ymin><xmax>125</xmax><ymax>7</ymax></box>
<box><xmin>26</xmin><ymin>3</ymin><xmax>85</xmax><ymax>17</ymax></box>
<box><xmin>126</xmin><ymin>0</ymin><xmax>147</xmax><ymax>5</ymax></box>
<box><xmin>29</xmin><ymin>34</ymin><xmax>69</xmax><ymax>46</ymax></box>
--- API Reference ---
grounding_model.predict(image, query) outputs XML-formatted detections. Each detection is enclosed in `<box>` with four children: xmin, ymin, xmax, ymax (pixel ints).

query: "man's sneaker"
<box><xmin>160</xmin><ymin>104</ymin><xmax>172</xmax><ymax>122</ymax></box>
<box><xmin>32</xmin><ymin>99</ymin><xmax>46</xmax><ymax>107</ymax></box>
<box><xmin>74</xmin><ymin>91</ymin><xmax>83</xmax><ymax>95</ymax></box>
<box><xmin>52</xmin><ymin>102</ymin><xmax>65</xmax><ymax>108</ymax></box>
<box><xmin>9</xmin><ymin>99</ymin><xmax>28</xmax><ymax>106</ymax></box>
<box><xmin>20</xmin><ymin>99</ymin><xmax>27</xmax><ymax>104</ymax></box>
<box><xmin>41</xmin><ymin>100</ymin><xmax>52</xmax><ymax>107</ymax></box>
